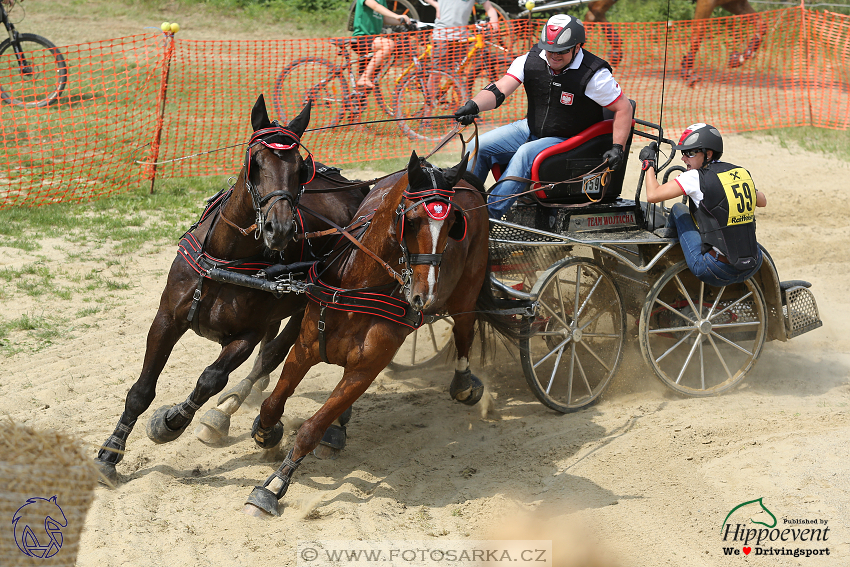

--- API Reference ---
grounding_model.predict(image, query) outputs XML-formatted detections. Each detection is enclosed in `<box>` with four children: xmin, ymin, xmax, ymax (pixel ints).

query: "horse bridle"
<box><xmin>237</xmin><ymin>125</ymin><xmax>316</xmax><ymax>241</ymax></box>
<box><xmin>394</xmin><ymin>171</ymin><xmax>463</xmax><ymax>284</ymax></box>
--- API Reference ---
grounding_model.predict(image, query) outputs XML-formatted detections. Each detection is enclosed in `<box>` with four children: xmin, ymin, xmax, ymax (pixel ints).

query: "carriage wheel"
<box><xmin>272</xmin><ymin>57</ymin><xmax>347</xmax><ymax>127</ymax></box>
<box><xmin>394</xmin><ymin>70</ymin><xmax>466</xmax><ymax>141</ymax></box>
<box><xmin>388</xmin><ymin>317</ymin><xmax>454</xmax><ymax>370</ymax></box>
<box><xmin>520</xmin><ymin>258</ymin><xmax>625</xmax><ymax>413</ymax></box>
<box><xmin>638</xmin><ymin>261</ymin><xmax>767</xmax><ymax>397</ymax></box>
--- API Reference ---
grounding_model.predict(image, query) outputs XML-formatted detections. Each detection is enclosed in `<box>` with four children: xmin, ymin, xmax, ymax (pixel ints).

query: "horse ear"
<box><xmin>251</xmin><ymin>94</ymin><xmax>272</xmax><ymax>132</ymax></box>
<box><xmin>287</xmin><ymin>100</ymin><xmax>312</xmax><ymax>138</ymax></box>
<box><xmin>448</xmin><ymin>209</ymin><xmax>467</xmax><ymax>241</ymax></box>
<box><xmin>407</xmin><ymin>151</ymin><xmax>429</xmax><ymax>189</ymax></box>
<box><xmin>443</xmin><ymin>152</ymin><xmax>470</xmax><ymax>188</ymax></box>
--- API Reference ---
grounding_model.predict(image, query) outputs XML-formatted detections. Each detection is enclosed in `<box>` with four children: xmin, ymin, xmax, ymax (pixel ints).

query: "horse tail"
<box><xmin>474</xmin><ymin>259</ymin><xmax>526</xmax><ymax>363</ymax></box>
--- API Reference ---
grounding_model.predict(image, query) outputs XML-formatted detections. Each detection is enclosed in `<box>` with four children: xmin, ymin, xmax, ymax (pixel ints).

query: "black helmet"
<box><xmin>538</xmin><ymin>14</ymin><xmax>585</xmax><ymax>53</ymax></box>
<box><xmin>675</xmin><ymin>123</ymin><xmax>723</xmax><ymax>160</ymax></box>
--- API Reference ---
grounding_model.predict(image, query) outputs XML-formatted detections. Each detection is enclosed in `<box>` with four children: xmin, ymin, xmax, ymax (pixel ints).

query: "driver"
<box><xmin>453</xmin><ymin>14</ymin><xmax>633</xmax><ymax>219</ymax></box>
<box><xmin>642</xmin><ymin>123</ymin><xmax>767</xmax><ymax>287</ymax></box>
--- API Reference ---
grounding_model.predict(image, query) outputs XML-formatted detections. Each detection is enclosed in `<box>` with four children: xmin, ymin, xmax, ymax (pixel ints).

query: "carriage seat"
<box><xmin>491</xmin><ymin>99</ymin><xmax>637</xmax><ymax>205</ymax></box>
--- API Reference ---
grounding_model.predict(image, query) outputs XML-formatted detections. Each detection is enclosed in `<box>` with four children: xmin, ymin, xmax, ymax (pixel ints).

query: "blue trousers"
<box><xmin>667</xmin><ymin>203</ymin><xmax>763</xmax><ymax>287</ymax></box>
<box><xmin>471</xmin><ymin>119</ymin><xmax>566</xmax><ymax>219</ymax></box>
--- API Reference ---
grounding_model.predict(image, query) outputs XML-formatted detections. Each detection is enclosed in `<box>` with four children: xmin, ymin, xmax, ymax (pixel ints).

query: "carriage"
<box><xmin>389</xmin><ymin>107</ymin><xmax>823</xmax><ymax>413</ymax></box>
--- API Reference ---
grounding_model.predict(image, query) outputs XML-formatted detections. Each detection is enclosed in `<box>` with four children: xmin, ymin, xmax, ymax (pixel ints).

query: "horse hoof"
<box><xmin>244</xmin><ymin>486</ymin><xmax>280</xmax><ymax>517</ymax></box>
<box><xmin>313</xmin><ymin>424</ymin><xmax>346</xmax><ymax>460</ymax></box>
<box><xmin>195</xmin><ymin>408</ymin><xmax>230</xmax><ymax>445</ymax></box>
<box><xmin>251</xmin><ymin>415</ymin><xmax>284</xmax><ymax>449</ymax></box>
<box><xmin>312</xmin><ymin>444</ymin><xmax>341</xmax><ymax>460</ymax></box>
<box><xmin>94</xmin><ymin>458</ymin><xmax>119</xmax><ymax>488</ymax></box>
<box><xmin>450</xmin><ymin>369</ymin><xmax>484</xmax><ymax>406</ymax></box>
<box><xmin>146</xmin><ymin>405</ymin><xmax>190</xmax><ymax>444</ymax></box>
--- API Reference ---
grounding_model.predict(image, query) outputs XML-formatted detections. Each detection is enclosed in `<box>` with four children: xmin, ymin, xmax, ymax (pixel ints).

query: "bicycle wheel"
<box><xmin>394</xmin><ymin>69</ymin><xmax>466</xmax><ymax>142</ymax></box>
<box><xmin>272</xmin><ymin>57</ymin><xmax>348</xmax><ymax>127</ymax></box>
<box><xmin>0</xmin><ymin>33</ymin><xmax>67</xmax><ymax>108</ymax></box>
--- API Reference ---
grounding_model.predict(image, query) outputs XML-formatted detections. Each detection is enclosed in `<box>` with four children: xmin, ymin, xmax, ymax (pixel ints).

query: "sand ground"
<box><xmin>1</xmin><ymin>134</ymin><xmax>848</xmax><ymax>567</ymax></box>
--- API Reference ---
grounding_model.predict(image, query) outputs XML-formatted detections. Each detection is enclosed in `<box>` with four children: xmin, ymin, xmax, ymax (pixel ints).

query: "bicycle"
<box><xmin>272</xmin><ymin>25</ymin><xmax>418</xmax><ymax>129</ymax></box>
<box><xmin>394</xmin><ymin>19</ymin><xmax>512</xmax><ymax>141</ymax></box>
<box><xmin>0</xmin><ymin>0</ymin><xmax>67</xmax><ymax>107</ymax></box>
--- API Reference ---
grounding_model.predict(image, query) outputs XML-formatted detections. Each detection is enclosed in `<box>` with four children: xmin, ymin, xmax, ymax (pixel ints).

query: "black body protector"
<box><xmin>523</xmin><ymin>46</ymin><xmax>612</xmax><ymax>139</ymax></box>
<box><xmin>691</xmin><ymin>162</ymin><xmax>760</xmax><ymax>271</ymax></box>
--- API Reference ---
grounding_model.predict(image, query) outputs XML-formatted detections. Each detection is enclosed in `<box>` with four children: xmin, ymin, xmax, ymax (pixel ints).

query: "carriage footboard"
<box><xmin>781</xmin><ymin>282</ymin><xmax>823</xmax><ymax>338</ymax></box>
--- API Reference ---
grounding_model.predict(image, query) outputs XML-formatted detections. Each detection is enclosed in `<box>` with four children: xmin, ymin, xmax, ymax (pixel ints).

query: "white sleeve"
<box><xmin>584</xmin><ymin>68</ymin><xmax>623</xmax><ymax>107</ymax></box>
<box><xmin>673</xmin><ymin>170</ymin><xmax>704</xmax><ymax>206</ymax></box>
<box><xmin>505</xmin><ymin>53</ymin><xmax>528</xmax><ymax>83</ymax></box>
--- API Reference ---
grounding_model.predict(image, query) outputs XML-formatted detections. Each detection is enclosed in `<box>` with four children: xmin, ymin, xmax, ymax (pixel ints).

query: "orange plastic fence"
<box><xmin>0</xmin><ymin>7</ymin><xmax>847</xmax><ymax>208</ymax></box>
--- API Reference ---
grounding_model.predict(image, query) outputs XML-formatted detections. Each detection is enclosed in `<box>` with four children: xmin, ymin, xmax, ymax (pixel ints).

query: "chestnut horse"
<box><xmin>93</xmin><ymin>94</ymin><xmax>366</xmax><ymax>485</ymax></box>
<box><xmin>242</xmin><ymin>152</ymin><xmax>518</xmax><ymax>517</ymax></box>
<box><xmin>584</xmin><ymin>0</ymin><xmax>766</xmax><ymax>85</ymax></box>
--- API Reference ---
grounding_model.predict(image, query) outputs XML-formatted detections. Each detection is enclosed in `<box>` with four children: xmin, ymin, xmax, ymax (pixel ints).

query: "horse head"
<box><xmin>242</xmin><ymin>94</ymin><xmax>315</xmax><ymax>251</ymax></box>
<box><xmin>398</xmin><ymin>151</ymin><xmax>469</xmax><ymax>312</ymax></box>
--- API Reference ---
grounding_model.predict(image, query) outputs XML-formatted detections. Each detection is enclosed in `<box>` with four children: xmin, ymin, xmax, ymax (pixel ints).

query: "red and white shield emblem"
<box><xmin>560</xmin><ymin>92</ymin><xmax>574</xmax><ymax>105</ymax></box>
<box><xmin>424</xmin><ymin>201</ymin><xmax>450</xmax><ymax>221</ymax></box>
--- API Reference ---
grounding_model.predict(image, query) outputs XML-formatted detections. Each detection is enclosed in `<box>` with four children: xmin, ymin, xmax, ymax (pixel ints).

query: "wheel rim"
<box><xmin>395</xmin><ymin>71</ymin><xmax>465</xmax><ymax>141</ymax></box>
<box><xmin>389</xmin><ymin>317</ymin><xmax>454</xmax><ymax>370</ymax></box>
<box><xmin>640</xmin><ymin>263</ymin><xmax>766</xmax><ymax>396</ymax></box>
<box><xmin>274</xmin><ymin>60</ymin><xmax>346</xmax><ymax>127</ymax></box>
<box><xmin>521</xmin><ymin>259</ymin><xmax>625</xmax><ymax>412</ymax></box>
<box><xmin>0</xmin><ymin>38</ymin><xmax>66</xmax><ymax>106</ymax></box>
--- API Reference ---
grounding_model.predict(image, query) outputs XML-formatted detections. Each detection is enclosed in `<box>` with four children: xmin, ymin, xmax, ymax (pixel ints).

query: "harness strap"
<box><xmin>187</xmin><ymin>272</ymin><xmax>205</xmax><ymax>331</ymax></box>
<box><xmin>408</xmin><ymin>253</ymin><xmax>442</xmax><ymax>266</ymax></box>
<box><xmin>318</xmin><ymin>304</ymin><xmax>329</xmax><ymax>364</ymax></box>
<box><xmin>296</xmin><ymin>206</ymin><xmax>406</xmax><ymax>287</ymax></box>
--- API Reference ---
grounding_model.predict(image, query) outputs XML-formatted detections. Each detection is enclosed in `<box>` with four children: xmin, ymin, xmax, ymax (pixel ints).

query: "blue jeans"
<box><xmin>471</xmin><ymin>119</ymin><xmax>566</xmax><ymax>219</ymax></box>
<box><xmin>667</xmin><ymin>203</ymin><xmax>763</xmax><ymax>287</ymax></box>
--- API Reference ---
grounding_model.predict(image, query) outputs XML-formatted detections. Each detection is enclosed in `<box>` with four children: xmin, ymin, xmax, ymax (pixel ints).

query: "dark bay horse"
<box><xmin>242</xmin><ymin>152</ymin><xmax>518</xmax><ymax>517</ymax></box>
<box><xmin>93</xmin><ymin>94</ymin><xmax>366</xmax><ymax>485</ymax></box>
<box><xmin>584</xmin><ymin>0</ymin><xmax>766</xmax><ymax>85</ymax></box>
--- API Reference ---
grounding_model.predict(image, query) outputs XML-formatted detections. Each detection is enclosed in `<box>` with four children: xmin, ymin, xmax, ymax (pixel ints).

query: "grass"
<box><xmin>0</xmin><ymin>174</ymin><xmax>229</xmax><ymax>356</ymax></box>
<box><xmin>757</xmin><ymin>127</ymin><xmax>850</xmax><ymax>162</ymax></box>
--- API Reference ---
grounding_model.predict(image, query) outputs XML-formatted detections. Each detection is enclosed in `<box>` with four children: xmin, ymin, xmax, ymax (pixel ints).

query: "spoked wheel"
<box><xmin>394</xmin><ymin>69</ymin><xmax>466</xmax><ymax>141</ymax></box>
<box><xmin>272</xmin><ymin>57</ymin><xmax>347</xmax><ymax>127</ymax></box>
<box><xmin>0</xmin><ymin>34</ymin><xmax>67</xmax><ymax>107</ymax></box>
<box><xmin>388</xmin><ymin>317</ymin><xmax>454</xmax><ymax>370</ymax></box>
<box><xmin>639</xmin><ymin>261</ymin><xmax>767</xmax><ymax>396</ymax></box>
<box><xmin>520</xmin><ymin>258</ymin><xmax>626</xmax><ymax>413</ymax></box>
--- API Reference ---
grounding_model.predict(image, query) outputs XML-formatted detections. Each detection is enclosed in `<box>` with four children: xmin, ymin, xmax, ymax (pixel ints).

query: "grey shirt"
<box><xmin>433</xmin><ymin>0</ymin><xmax>475</xmax><ymax>41</ymax></box>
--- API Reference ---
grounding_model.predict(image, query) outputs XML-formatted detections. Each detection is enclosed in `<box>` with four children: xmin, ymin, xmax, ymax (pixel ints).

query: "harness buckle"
<box><xmin>192</xmin><ymin>289</ymin><xmax>202</xmax><ymax>301</ymax></box>
<box><xmin>332</xmin><ymin>290</ymin><xmax>341</xmax><ymax>304</ymax></box>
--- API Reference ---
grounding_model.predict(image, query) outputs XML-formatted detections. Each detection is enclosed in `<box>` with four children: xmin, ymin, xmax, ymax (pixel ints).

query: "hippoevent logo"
<box><xmin>720</xmin><ymin>498</ymin><xmax>830</xmax><ymax>558</ymax></box>
<box><xmin>12</xmin><ymin>496</ymin><xmax>67</xmax><ymax>559</ymax></box>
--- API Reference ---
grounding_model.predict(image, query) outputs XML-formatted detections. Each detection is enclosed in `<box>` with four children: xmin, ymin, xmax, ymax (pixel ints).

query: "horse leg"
<box><xmin>448</xmin><ymin>312</ymin><xmax>484</xmax><ymax>406</ymax></box>
<box><xmin>244</xmin><ymin>368</ymin><xmax>377</xmax><ymax>517</ymax></box>
<box><xmin>681</xmin><ymin>1</ymin><xmax>716</xmax><ymax>87</ymax></box>
<box><xmin>194</xmin><ymin>313</ymin><xmax>301</xmax><ymax>444</ymax></box>
<box><xmin>584</xmin><ymin>0</ymin><xmax>623</xmax><ymax>66</ymax></box>
<box><xmin>146</xmin><ymin>331</ymin><xmax>262</xmax><ymax>444</ymax></box>
<box><xmin>94</xmin><ymin>308</ymin><xmax>188</xmax><ymax>486</ymax></box>
<box><xmin>722</xmin><ymin>0</ymin><xmax>765</xmax><ymax>68</ymax></box>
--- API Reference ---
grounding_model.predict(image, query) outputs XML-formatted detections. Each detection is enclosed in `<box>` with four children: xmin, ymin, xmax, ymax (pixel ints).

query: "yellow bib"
<box><xmin>717</xmin><ymin>167</ymin><xmax>756</xmax><ymax>225</ymax></box>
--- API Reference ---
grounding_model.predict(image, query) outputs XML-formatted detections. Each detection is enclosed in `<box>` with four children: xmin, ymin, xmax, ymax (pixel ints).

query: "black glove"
<box><xmin>602</xmin><ymin>143</ymin><xmax>624</xmax><ymax>170</ymax></box>
<box><xmin>639</xmin><ymin>142</ymin><xmax>658</xmax><ymax>172</ymax></box>
<box><xmin>454</xmin><ymin>100</ymin><xmax>479</xmax><ymax>125</ymax></box>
